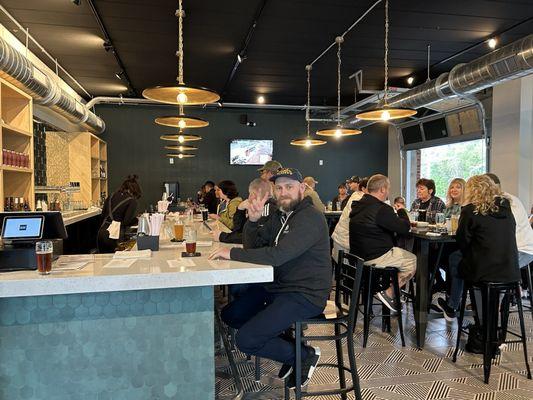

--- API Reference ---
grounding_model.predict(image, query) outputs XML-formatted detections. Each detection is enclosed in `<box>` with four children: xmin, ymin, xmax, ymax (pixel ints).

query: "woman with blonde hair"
<box><xmin>444</xmin><ymin>178</ymin><xmax>466</xmax><ymax>218</ymax></box>
<box><xmin>437</xmin><ymin>175</ymin><xmax>520</xmax><ymax>329</ymax></box>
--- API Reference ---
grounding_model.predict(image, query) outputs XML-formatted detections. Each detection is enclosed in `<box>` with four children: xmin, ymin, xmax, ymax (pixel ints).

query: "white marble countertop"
<box><xmin>0</xmin><ymin>221</ymin><xmax>273</xmax><ymax>298</ymax></box>
<box><xmin>62</xmin><ymin>208</ymin><xmax>102</xmax><ymax>226</ymax></box>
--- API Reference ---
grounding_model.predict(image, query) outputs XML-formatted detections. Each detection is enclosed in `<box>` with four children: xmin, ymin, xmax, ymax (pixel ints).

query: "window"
<box><xmin>405</xmin><ymin>139</ymin><xmax>487</xmax><ymax>205</ymax></box>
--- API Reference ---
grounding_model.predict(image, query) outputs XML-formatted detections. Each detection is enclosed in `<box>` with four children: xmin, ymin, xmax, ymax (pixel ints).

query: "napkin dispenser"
<box><xmin>136</xmin><ymin>235</ymin><xmax>159</xmax><ymax>251</ymax></box>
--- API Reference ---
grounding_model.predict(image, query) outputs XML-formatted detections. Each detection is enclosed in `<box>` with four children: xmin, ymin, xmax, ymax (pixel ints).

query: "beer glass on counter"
<box><xmin>173</xmin><ymin>221</ymin><xmax>184</xmax><ymax>241</ymax></box>
<box><xmin>185</xmin><ymin>228</ymin><xmax>197</xmax><ymax>254</ymax></box>
<box><xmin>200</xmin><ymin>207</ymin><xmax>209</xmax><ymax>222</ymax></box>
<box><xmin>36</xmin><ymin>241</ymin><xmax>53</xmax><ymax>275</ymax></box>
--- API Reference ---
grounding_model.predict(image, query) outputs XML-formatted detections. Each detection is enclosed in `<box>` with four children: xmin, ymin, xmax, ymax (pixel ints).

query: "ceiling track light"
<box><xmin>317</xmin><ymin>36</ymin><xmax>362</xmax><ymax>138</ymax></box>
<box><xmin>142</xmin><ymin>0</ymin><xmax>220</xmax><ymax>105</ymax></box>
<box><xmin>290</xmin><ymin>65</ymin><xmax>327</xmax><ymax>147</ymax></box>
<box><xmin>488</xmin><ymin>37</ymin><xmax>497</xmax><ymax>49</ymax></box>
<box><xmin>356</xmin><ymin>0</ymin><xmax>417</xmax><ymax>122</ymax></box>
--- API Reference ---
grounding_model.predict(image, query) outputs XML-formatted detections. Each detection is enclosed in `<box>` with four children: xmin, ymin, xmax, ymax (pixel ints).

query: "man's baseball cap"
<box><xmin>269</xmin><ymin>167</ymin><xmax>303</xmax><ymax>183</ymax></box>
<box><xmin>257</xmin><ymin>160</ymin><xmax>282</xmax><ymax>173</ymax></box>
<box><xmin>347</xmin><ymin>175</ymin><xmax>360</xmax><ymax>183</ymax></box>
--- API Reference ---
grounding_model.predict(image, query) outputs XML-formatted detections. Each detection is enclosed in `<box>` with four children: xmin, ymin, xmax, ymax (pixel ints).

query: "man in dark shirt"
<box><xmin>209</xmin><ymin>168</ymin><xmax>331</xmax><ymax>388</ymax></box>
<box><xmin>349</xmin><ymin>174</ymin><xmax>416</xmax><ymax>312</ymax></box>
<box><xmin>202</xmin><ymin>181</ymin><xmax>218</xmax><ymax>214</ymax></box>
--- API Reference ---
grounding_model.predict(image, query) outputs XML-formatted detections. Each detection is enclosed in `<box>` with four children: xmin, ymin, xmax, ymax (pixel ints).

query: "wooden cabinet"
<box><xmin>0</xmin><ymin>79</ymin><xmax>34</xmax><ymax>211</ymax></box>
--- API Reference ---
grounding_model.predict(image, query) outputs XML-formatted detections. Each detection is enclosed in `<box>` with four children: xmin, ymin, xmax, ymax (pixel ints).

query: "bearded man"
<box><xmin>209</xmin><ymin>167</ymin><xmax>331</xmax><ymax>388</ymax></box>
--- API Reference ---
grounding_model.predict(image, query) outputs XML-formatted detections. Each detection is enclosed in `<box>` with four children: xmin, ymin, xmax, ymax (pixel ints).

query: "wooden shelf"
<box><xmin>0</xmin><ymin>78</ymin><xmax>34</xmax><ymax>212</ymax></box>
<box><xmin>1</xmin><ymin>165</ymin><xmax>33</xmax><ymax>173</ymax></box>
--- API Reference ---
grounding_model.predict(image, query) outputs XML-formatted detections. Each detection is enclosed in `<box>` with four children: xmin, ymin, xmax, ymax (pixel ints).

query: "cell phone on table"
<box><xmin>203</xmin><ymin>221</ymin><xmax>213</xmax><ymax>231</ymax></box>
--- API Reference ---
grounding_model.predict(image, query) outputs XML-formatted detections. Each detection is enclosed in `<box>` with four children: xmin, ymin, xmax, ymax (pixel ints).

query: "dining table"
<box><xmin>410</xmin><ymin>227</ymin><xmax>456</xmax><ymax>348</ymax></box>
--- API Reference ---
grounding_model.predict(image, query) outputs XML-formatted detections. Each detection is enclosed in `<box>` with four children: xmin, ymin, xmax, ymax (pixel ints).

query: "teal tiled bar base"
<box><xmin>0</xmin><ymin>287</ymin><xmax>214</xmax><ymax>399</ymax></box>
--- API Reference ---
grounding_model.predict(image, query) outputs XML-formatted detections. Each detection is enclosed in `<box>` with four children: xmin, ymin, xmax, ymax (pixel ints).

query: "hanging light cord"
<box><xmin>383</xmin><ymin>0</ymin><xmax>389</xmax><ymax>105</ymax></box>
<box><xmin>177</xmin><ymin>0</ymin><xmax>184</xmax><ymax>84</ymax></box>
<box><xmin>305</xmin><ymin>65</ymin><xmax>312</xmax><ymax>138</ymax></box>
<box><xmin>336</xmin><ymin>37</ymin><xmax>343</xmax><ymax>126</ymax></box>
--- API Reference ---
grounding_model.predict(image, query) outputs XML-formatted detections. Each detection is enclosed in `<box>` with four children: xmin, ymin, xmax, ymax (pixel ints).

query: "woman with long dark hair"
<box><xmin>209</xmin><ymin>180</ymin><xmax>242</xmax><ymax>230</ymax></box>
<box><xmin>97</xmin><ymin>175</ymin><xmax>142</xmax><ymax>253</ymax></box>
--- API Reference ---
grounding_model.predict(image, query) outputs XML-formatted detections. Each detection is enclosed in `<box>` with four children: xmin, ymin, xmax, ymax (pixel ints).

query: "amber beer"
<box><xmin>35</xmin><ymin>241</ymin><xmax>53</xmax><ymax>275</ymax></box>
<box><xmin>173</xmin><ymin>223</ymin><xmax>184</xmax><ymax>241</ymax></box>
<box><xmin>185</xmin><ymin>241</ymin><xmax>197</xmax><ymax>254</ymax></box>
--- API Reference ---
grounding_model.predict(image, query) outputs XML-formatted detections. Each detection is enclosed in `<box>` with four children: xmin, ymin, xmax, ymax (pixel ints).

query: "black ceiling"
<box><xmin>1</xmin><ymin>0</ymin><xmax>532</xmax><ymax>105</ymax></box>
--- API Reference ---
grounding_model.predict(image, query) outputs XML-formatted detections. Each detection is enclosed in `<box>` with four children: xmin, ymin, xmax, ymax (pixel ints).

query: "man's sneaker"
<box><xmin>286</xmin><ymin>346</ymin><xmax>321</xmax><ymax>389</ymax></box>
<box><xmin>376</xmin><ymin>291</ymin><xmax>398</xmax><ymax>313</ymax></box>
<box><xmin>436</xmin><ymin>298</ymin><xmax>457</xmax><ymax>322</ymax></box>
<box><xmin>278</xmin><ymin>364</ymin><xmax>293</xmax><ymax>380</ymax></box>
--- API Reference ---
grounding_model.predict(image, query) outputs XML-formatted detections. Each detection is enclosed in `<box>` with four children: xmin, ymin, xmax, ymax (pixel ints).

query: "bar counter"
<box><xmin>0</xmin><ymin>228</ymin><xmax>273</xmax><ymax>399</ymax></box>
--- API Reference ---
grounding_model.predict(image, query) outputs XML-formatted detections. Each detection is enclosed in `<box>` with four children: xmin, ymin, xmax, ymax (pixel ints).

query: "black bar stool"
<box><xmin>452</xmin><ymin>281</ymin><xmax>532</xmax><ymax>384</ymax></box>
<box><xmin>361</xmin><ymin>265</ymin><xmax>406</xmax><ymax>347</ymax></box>
<box><xmin>521</xmin><ymin>262</ymin><xmax>533</xmax><ymax>321</ymax></box>
<box><xmin>284</xmin><ymin>250</ymin><xmax>364</xmax><ymax>400</ymax></box>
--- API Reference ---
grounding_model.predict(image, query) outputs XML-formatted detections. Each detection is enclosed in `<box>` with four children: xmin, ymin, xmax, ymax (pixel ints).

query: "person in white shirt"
<box><xmin>486</xmin><ymin>173</ymin><xmax>533</xmax><ymax>268</ymax></box>
<box><xmin>331</xmin><ymin>189</ymin><xmax>364</xmax><ymax>262</ymax></box>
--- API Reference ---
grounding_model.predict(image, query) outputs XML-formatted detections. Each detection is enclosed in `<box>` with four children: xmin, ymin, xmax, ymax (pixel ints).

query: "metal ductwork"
<box><xmin>0</xmin><ymin>37</ymin><xmax>105</xmax><ymax>134</ymax></box>
<box><xmin>351</xmin><ymin>34</ymin><xmax>533</xmax><ymax>128</ymax></box>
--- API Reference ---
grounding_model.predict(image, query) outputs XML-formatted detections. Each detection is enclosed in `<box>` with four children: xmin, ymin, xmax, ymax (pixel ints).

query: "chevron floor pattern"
<box><xmin>216</xmin><ymin>294</ymin><xmax>533</xmax><ymax>399</ymax></box>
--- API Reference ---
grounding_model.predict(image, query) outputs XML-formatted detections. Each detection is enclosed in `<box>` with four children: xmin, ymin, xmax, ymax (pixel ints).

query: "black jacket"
<box><xmin>220</xmin><ymin>198</ymin><xmax>278</xmax><ymax>244</ymax></box>
<box><xmin>456</xmin><ymin>197</ymin><xmax>520</xmax><ymax>283</ymax></box>
<box><xmin>230</xmin><ymin>196</ymin><xmax>332</xmax><ymax>308</ymax></box>
<box><xmin>203</xmin><ymin>188</ymin><xmax>218</xmax><ymax>214</ymax></box>
<box><xmin>349</xmin><ymin>194</ymin><xmax>410</xmax><ymax>260</ymax></box>
<box><xmin>332</xmin><ymin>195</ymin><xmax>349</xmax><ymax>211</ymax></box>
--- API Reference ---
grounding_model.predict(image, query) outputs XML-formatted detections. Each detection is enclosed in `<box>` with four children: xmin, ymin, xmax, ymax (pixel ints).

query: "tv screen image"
<box><xmin>230</xmin><ymin>139</ymin><xmax>273</xmax><ymax>165</ymax></box>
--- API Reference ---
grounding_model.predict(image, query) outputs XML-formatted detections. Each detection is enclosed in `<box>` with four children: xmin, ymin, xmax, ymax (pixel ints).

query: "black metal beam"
<box><xmin>85</xmin><ymin>0</ymin><xmax>137</xmax><ymax>96</ymax></box>
<box><xmin>221</xmin><ymin>0</ymin><xmax>269</xmax><ymax>100</ymax></box>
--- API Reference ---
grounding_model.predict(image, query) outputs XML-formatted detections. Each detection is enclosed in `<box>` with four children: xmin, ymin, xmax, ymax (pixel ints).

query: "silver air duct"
<box><xmin>350</xmin><ymin>34</ymin><xmax>533</xmax><ymax>128</ymax></box>
<box><xmin>0</xmin><ymin>37</ymin><xmax>105</xmax><ymax>134</ymax></box>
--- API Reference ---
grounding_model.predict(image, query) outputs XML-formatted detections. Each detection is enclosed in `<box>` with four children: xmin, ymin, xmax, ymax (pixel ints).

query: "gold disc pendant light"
<box><xmin>164</xmin><ymin>144</ymin><xmax>198</xmax><ymax>151</ymax></box>
<box><xmin>155</xmin><ymin>105</ymin><xmax>209</xmax><ymax>129</ymax></box>
<box><xmin>160</xmin><ymin>129</ymin><xmax>202</xmax><ymax>143</ymax></box>
<box><xmin>317</xmin><ymin>37</ymin><xmax>361</xmax><ymax>137</ymax></box>
<box><xmin>356</xmin><ymin>0</ymin><xmax>416</xmax><ymax>121</ymax></box>
<box><xmin>166</xmin><ymin>153</ymin><xmax>195</xmax><ymax>159</ymax></box>
<box><xmin>291</xmin><ymin>65</ymin><xmax>327</xmax><ymax>147</ymax></box>
<box><xmin>142</xmin><ymin>0</ymin><xmax>220</xmax><ymax>105</ymax></box>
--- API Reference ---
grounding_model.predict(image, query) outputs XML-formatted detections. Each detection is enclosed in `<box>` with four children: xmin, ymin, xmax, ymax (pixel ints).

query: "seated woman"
<box><xmin>97</xmin><ymin>175</ymin><xmax>142</xmax><ymax>253</ymax></box>
<box><xmin>332</xmin><ymin>183</ymin><xmax>349</xmax><ymax>211</ymax></box>
<box><xmin>444</xmin><ymin>178</ymin><xmax>466</xmax><ymax>217</ymax></box>
<box><xmin>410</xmin><ymin>178</ymin><xmax>445</xmax><ymax>221</ymax></box>
<box><xmin>437</xmin><ymin>175</ymin><xmax>520</xmax><ymax>323</ymax></box>
<box><xmin>209</xmin><ymin>180</ymin><xmax>242</xmax><ymax>230</ymax></box>
<box><xmin>212</xmin><ymin>178</ymin><xmax>277</xmax><ymax>244</ymax></box>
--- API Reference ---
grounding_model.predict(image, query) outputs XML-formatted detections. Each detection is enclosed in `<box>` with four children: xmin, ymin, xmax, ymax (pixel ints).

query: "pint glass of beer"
<box><xmin>36</xmin><ymin>241</ymin><xmax>53</xmax><ymax>275</ymax></box>
<box><xmin>185</xmin><ymin>228</ymin><xmax>197</xmax><ymax>254</ymax></box>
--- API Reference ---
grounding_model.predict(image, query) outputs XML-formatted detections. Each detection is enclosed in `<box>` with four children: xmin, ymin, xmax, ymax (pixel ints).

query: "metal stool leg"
<box><xmin>347</xmin><ymin>326</ymin><xmax>363</xmax><ymax>400</ymax></box>
<box><xmin>363</xmin><ymin>269</ymin><xmax>373</xmax><ymax>348</ymax></box>
<box><xmin>515</xmin><ymin>287</ymin><xmax>532</xmax><ymax>379</ymax></box>
<box><xmin>392</xmin><ymin>271</ymin><xmax>406</xmax><ymax>347</ymax></box>
<box><xmin>294</xmin><ymin>321</ymin><xmax>303</xmax><ymax>400</ymax></box>
<box><xmin>482</xmin><ymin>285</ymin><xmax>493</xmax><ymax>384</ymax></box>
<box><xmin>334</xmin><ymin>323</ymin><xmax>347</xmax><ymax>400</ymax></box>
<box><xmin>453</xmin><ymin>286</ymin><xmax>469</xmax><ymax>362</ymax></box>
<box><xmin>254</xmin><ymin>356</ymin><xmax>261</xmax><ymax>382</ymax></box>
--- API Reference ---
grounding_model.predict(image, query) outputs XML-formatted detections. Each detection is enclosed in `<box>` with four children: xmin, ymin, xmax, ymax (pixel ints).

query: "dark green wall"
<box><xmin>96</xmin><ymin>104</ymin><xmax>388</xmax><ymax>211</ymax></box>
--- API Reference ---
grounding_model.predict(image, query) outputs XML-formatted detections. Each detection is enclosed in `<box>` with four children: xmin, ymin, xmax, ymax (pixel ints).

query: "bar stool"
<box><xmin>361</xmin><ymin>264</ymin><xmax>406</xmax><ymax>347</ymax></box>
<box><xmin>285</xmin><ymin>250</ymin><xmax>364</xmax><ymax>400</ymax></box>
<box><xmin>521</xmin><ymin>262</ymin><xmax>533</xmax><ymax>320</ymax></box>
<box><xmin>452</xmin><ymin>281</ymin><xmax>532</xmax><ymax>384</ymax></box>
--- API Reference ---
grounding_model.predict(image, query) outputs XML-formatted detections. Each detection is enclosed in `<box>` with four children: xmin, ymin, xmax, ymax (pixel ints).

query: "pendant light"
<box><xmin>142</xmin><ymin>0</ymin><xmax>220</xmax><ymax>105</ymax></box>
<box><xmin>166</xmin><ymin>153</ymin><xmax>195</xmax><ymax>159</ymax></box>
<box><xmin>291</xmin><ymin>65</ymin><xmax>327</xmax><ymax>147</ymax></box>
<box><xmin>317</xmin><ymin>37</ymin><xmax>361</xmax><ymax>137</ymax></box>
<box><xmin>160</xmin><ymin>129</ymin><xmax>202</xmax><ymax>143</ymax></box>
<box><xmin>155</xmin><ymin>105</ymin><xmax>209</xmax><ymax>129</ymax></box>
<box><xmin>356</xmin><ymin>0</ymin><xmax>416</xmax><ymax>121</ymax></box>
<box><xmin>164</xmin><ymin>144</ymin><xmax>198</xmax><ymax>151</ymax></box>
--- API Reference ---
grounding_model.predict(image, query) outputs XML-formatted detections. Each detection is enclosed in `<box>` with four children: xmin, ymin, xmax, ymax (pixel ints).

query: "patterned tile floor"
<box><xmin>216</xmin><ymin>297</ymin><xmax>533</xmax><ymax>399</ymax></box>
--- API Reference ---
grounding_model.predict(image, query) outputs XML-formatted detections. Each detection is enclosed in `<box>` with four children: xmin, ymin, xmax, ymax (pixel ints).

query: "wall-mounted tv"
<box><xmin>230</xmin><ymin>139</ymin><xmax>273</xmax><ymax>165</ymax></box>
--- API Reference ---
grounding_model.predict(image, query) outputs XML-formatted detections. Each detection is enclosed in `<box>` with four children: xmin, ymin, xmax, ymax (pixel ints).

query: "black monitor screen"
<box><xmin>423</xmin><ymin>118</ymin><xmax>448</xmax><ymax>141</ymax></box>
<box><xmin>401</xmin><ymin>125</ymin><xmax>422</xmax><ymax>145</ymax></box>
